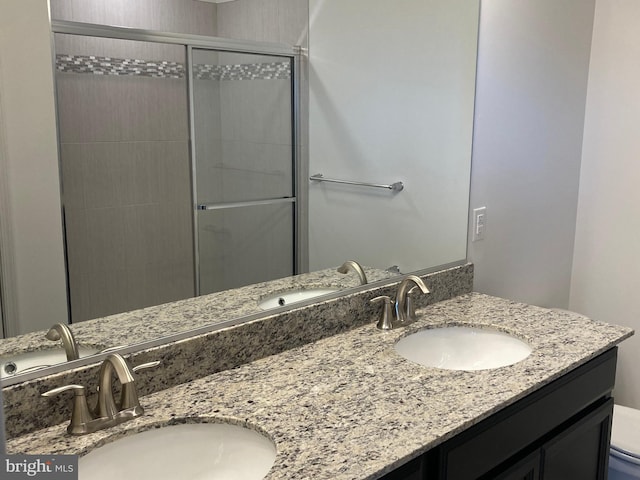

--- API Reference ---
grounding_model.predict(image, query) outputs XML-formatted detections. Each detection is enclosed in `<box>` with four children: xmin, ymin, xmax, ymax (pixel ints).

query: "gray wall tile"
<box><xmin>198</xmin><ymin>202</ymin><xmax>294</xmax><ymax>294</ymax></box>
<box><xmin>278</xmin><ymin>0</ymin><xmax>308</xmax><ymax>46</ymax></box>
<box><xmin>59</xmin><ymin>146</ymin><xmax>86</xmax><ymax>210</ymax></box>
<box><xmin>216</xmin><ymin>0</ymin><xmax>307</xmax><ymax>46</ymax></box>
<box><xmin>63</xmin><ymin>207</ymin><xmax>89</xmax><ymax>278</ymax></box>
<box><xmin>195</xmin><ymin>137</ymin><xmax>223</xmax><ymax>204</ymax></box>
<box><xmin>55</xmin><ymin>34</ymin><xmax>187</xmax><ymax>65</ymax></box>
<box><xmin>56</xmin><ymin>74</ymin><xmax>189</xmax><ymax>143</ymax></box>
<box><xmin>219</xmin><ymin>140</ymin><xmax>293</xmax><ymax>202</ymax></box>
<box><xmin>61</xmin><ymin>142</ymin><xmax>191</xmax><ymax>208</ymax></box>
<box><xmin>67</xmin><ymin>201</ymin><xmax>194</xmax><ymax>322</ymax></box>
<box><xmin>51</xmin><ymin>0</ymin><xmax>217</xmax><ymax>37</ymax></box>
<box><xmin>219</xmin><ymin>76</ymin><xmax>291</xmax><ymax>145</ymax></box>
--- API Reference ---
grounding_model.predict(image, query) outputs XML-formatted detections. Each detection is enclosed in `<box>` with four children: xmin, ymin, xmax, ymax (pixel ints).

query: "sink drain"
<box><xmin>3</xmin><ymin>362</ymin><xmax>17</xmax><ymax>376</ymax></box>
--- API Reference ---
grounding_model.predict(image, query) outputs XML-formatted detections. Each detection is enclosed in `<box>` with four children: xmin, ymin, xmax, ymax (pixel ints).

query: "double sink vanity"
<box><xmin>1</xmin><ymin>264</ymin><xmax>633</xmax><ymax>479</ymax></box>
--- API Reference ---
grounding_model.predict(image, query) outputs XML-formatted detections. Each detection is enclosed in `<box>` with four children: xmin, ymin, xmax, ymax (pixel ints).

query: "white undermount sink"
<box><xmin>394</xmin><ymin>326</ymin><xmax>532</xmax><ymax>370</ymax></box>
<box><xmin>258</xmin><ymin>288</ymin><xmax>339</xmax><ymax>310</ymax></box>
<box><xmin>0</xmin><ymin>346</ymin><xmax>99</xmax><ymax>378</ymax></box>
<box><xmin>79</xmin><ymin>422</ymin><xmax>277</xmax><ymax>480</ymax></box>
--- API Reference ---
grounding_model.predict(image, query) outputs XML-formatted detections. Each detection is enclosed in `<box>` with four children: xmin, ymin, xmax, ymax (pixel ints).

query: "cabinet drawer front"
<box><xmin>442</xmin><ymin>348</ymin><xmax>617</xmax><ymax>480</ymax></box>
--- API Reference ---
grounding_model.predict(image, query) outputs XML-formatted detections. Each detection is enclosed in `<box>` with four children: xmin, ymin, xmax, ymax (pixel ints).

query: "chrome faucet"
<box><xmin>45</xmin><ymin>323</ymin><xmax>80</xmax><ymax>361</ymax></box>
<box><xmin>337</xmin><ymin>260</ymin><xmax>368</xmax><ymax>285</ymax></box>
<box><xmin>370</xmin><ymin>275</ymin><xmax>430</xmax><ymax>330</ymax></box>
<box><xmin>41</xmin><ymin>353</ymin><xmax>159</xmax><ymax>435</ymax></box>
<box><xmin>394</xmin><ymin>275</ymin><xmax>430</xmax><ymax>323</ymax></box>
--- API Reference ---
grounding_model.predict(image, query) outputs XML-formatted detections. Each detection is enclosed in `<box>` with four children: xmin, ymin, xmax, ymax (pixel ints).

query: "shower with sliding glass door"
<box><xmin>191</xmin><ymin>48</ymin><xmax>296</xmax><ymax>295</ymax></box>
<box><xmin>53</xmin><ymin>23</ymin><xmax>301</xmax><ymax>323</ymax></box>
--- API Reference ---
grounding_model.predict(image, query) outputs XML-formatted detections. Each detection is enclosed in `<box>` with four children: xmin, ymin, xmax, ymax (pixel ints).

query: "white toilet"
<box><xmin>609</xmin><ymin>404</ymin><xmax>640</xmax><ymax>479</ymax></box>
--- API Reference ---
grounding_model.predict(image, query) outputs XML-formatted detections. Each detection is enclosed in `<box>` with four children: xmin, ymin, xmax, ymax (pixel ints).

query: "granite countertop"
<box><xmin>7</xmin><ymin>292</ymin><xmax>633</xmax><ymax>479</ymax></box>
<box><xmin>0</xmin><ymin>266</ymin><xmax>396</xmax><ymax>360</ymax></box>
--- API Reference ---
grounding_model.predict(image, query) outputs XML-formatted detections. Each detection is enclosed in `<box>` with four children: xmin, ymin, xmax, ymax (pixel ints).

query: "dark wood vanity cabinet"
<box><xmin>491</xmin><ymin>450</ymin><xmax>541</xmax><ymax>480</ymax></box>
<box><xmin>381</xmin><ymin>348</ymin><xmax>617</xmax><ymax>480</ymax></box>
<box><xmin>491</xmin><ymin>398</ymin><xmax>612</xmax><ymax>480</ymax></box>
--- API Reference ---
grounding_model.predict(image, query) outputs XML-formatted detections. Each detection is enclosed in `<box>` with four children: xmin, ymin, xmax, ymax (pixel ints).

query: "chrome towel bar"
<box><xmin>309</xmin><ymin>173</ymin><xmax>404</xmax><ymax>192</ymax></box>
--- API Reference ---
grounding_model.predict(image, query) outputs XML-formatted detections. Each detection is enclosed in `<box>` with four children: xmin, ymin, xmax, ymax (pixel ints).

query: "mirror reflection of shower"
<box><xmin>54</xmin><ymin>32</ymin><xmax>298</xmax><ymax>322</ymax></box>
<box><xmin>191</xmin><ymin>48</ymin><xmax>296</xmax><ymax>295</ymax></box>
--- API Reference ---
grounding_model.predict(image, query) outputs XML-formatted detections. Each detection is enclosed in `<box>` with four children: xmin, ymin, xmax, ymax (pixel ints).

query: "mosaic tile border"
<box><xmin>56</xmin><ymin>54</ymin><xmax>184</xmax><ymax>78</ymax></box>
<box><xmin>55</xmin><ymin>54</ymin><xmax>291</xmax><ymax>81</ymax></box>
<box><xmin>193</xmin><ymin>62</ymin><xmax>290</xmax><ymax>80</ymax></box>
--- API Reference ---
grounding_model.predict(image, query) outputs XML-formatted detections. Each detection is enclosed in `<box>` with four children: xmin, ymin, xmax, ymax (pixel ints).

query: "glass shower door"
<box><xmin>191</xmin><ymin>49</ymin><xmax>295</xmax><ymax>294</ymax></box>
<box><xmin>55</xmin><ymin>34</ymin><xmax>195</xmax><ymax>322</ymax></box>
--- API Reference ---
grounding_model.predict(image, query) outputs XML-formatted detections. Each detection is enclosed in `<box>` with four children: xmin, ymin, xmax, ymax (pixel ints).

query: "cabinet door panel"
<box><xmin>441</xmin><ymin>349</ymin><xmax>616</xmax><ymax>480</ymax></box>
<box><xmin>492</xmin><ymin>451</ymin><xmax>541</xmax><ymax>480</ymax></box>
<box><xmin>542</xmin><ymin>398</ymin><xmax>613</xmax><ymax>480</ymax></box>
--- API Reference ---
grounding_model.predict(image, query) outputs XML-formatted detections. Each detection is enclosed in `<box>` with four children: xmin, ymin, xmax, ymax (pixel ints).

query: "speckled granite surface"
<box><xmin>0</xmin><ymin>266</ymin><xmax>397</xmax><ymax>368</ymax></box>
<box><xmin>2</xmin><ymin>264</ymin><xmax>473</xmax><ymax>438</ymax></box>
<box><xmin>6</xmin><ymin>293</ymin><xmax>633</xmax><ymax>480</ymax></box>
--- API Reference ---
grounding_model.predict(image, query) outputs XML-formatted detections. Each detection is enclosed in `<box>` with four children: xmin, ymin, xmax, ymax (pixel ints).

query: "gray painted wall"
<box><xmin>570</xmin><ymin>0</ymin><xmax>640</xmax><ymax>409</ymax></box>
<box><xmin>308</xmin><ymin>0</ymin><xmax>479</xmax><ymax>274</ymax></box>
<box><xmin>0</xmin><ymin>0</ymin><xmax>69</xmax><ymax>335</ymax></box>
<box><xmin>469</xmin><ymin>0</ymin><xmax>596</xmax><ymax>308</ymax></box>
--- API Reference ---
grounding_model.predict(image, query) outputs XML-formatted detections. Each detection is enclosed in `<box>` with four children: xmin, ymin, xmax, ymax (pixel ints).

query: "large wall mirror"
<box><xmin>0</xmin><ymin>0</ymin><xmax>479</xmax><ymax>381</ymax></box>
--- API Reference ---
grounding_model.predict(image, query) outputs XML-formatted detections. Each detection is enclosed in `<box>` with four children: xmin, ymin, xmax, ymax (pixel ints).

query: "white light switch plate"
<box><xmin>472</xmin><ymin>207</ymin><xmax>486</xmax><ymax>242</ymax></box>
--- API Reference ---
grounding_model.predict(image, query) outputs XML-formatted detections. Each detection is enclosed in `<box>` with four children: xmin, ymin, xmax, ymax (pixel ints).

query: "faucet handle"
<box><xmin>370</xmin><ymin>296</ymin><xmax>394</xmax><ymax>330</ymax></box>
<box><xmin>97</xmin><ymin>345</ymin><xmax>127</xmax><ymax>354</ymax></box>
<box><xmin>406</xmin><ymin>286</ymin><xmax>420</xmax><ymax>320</ymax></box>
<box><xmin>42</xmin><ymin>383</ymin><xmax>86</xmax><ymax>396</ymax></box>
<box><xmin>119</xmin><ymin>360</ymin><xmax>160</xmax><ymax>412</ymax></box>
<box><xmin>132</xmin><ymin>360</ymin><xmax>161</xmax><ymax>374</ymax></box>
<box><xmin>42</xmin><ymin>385</ymin><xmax>95</xmax><ymax>435</ymax></box>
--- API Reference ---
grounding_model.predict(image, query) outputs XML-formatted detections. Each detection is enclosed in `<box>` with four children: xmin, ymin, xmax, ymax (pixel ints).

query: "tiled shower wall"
<box><xmin>50</xmin><ymin>0</ymin><xmax>218</xmax><ymax>37</ymax></box>
<box><xmin>216</xmin><ymin>0</ymin><xmax>308</xmax><ymax>46</ymax></box>
<box><xmin>50</xmin><ymin>0</ymin><xmax>308</xmax><ymax>46</ymax></box>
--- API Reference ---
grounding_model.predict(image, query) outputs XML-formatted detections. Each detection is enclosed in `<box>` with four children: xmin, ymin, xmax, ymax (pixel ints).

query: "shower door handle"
<box><xmin>196</xmin><ymin>197</ymin><xmax>296</xmax><ymax>211</ymax></box>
